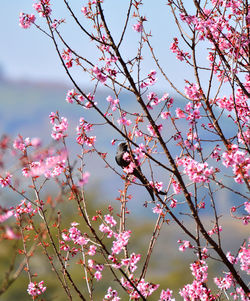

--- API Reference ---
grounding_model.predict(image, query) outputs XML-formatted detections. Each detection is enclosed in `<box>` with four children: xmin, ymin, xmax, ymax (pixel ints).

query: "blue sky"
<box><xmin>1</xmin><ymin>1</ymin><xmax>194</xmax><ymax>91</ymax></box>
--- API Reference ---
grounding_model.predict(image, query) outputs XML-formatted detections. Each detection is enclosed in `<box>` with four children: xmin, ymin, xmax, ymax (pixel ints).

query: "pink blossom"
<box><xmin>177</xmin><ymin>156</ymin><xmax>214</xmax><ymax>183</ymax></box>
<box><xmin>104</xmin><ymin>214</ymin><xmax>117</xmax><ymax>227</ymax></box>
<box><xmin>178</xmin><ymin>240</ymin><xmax>193</xmax><ymax>252</ymax></box>
<box><xmin>51</xmin><ymin>18</ymin><xmax>65</xmax><ymax>29</ymax></box>
<box><xmin>150</xmin><ymin>181</ymin><xmax>163</xmax><ymax>192</ymax></box>
<box><xmin>226</xmin><ymin>252</ymin><xmax>238</xmax><ymax>264</ymax></box>
<box><xmin>66</xmin><ymin>88</ymin><xmax>78</xmax><ymax>103</ymax></box>
<box><xmin>99</xmin><ymin>223</ymin><xmax>113</xmax><ymax>238</ymax></box>
<box><xmin>244</xmin><ymin>202</ymin><xmax>250</xmax><ymax>214</ymax></box>
<box><xmin>171</xmin><ymin>179</ymin><xmax>181</xmax><ymax>194</ymax></box>
<box><xmin>222</xmin><ymin>145</ymin><xmax>250</xmax><ymax>184</ymax></box>
<box><xmin>33</xmin><ymin>0</ymin><xmax>51</xmax><ymax>17</ymax></box>
<box><xmin>62</xmin><ymin>48</ymin><xmax>73</xmax><ymax>68</ymax></box>
<box><xmin>79</xmin><ymin>172</ymin><xmax>90</xmax><ymax>186</ymax></box>
<box><xmin>76</xmin><ymin>118</ymin><xmax>96</xmax><ymax>147</ymax></box>
<box><xmin>51</xmin><ymin>115</ymin><xmax>68</xmax><ymax>141</ymax></box>
<box><xmin>175</xmin><ymin>108</ymin><xmax>185</xmax><ymax>118</ymax></box>
<box><xmin>19</xmin><ymin>13</ymin><xmax>35</xmax><ymax>29</ymax></box>
<box><xmin>88</xmin><ymin>245</ymin><xmax>97</xmax><ymax>256</ymax></box>
<box><xmin>123</xmin><ymin>161</ymin><xmax>136</xmax><ymax>174</ymax></box>
<box><xmin>104</xmin><ymin>287</ymin><xmax>121</xmax><ymax>300</ymax></box>
<box><xmin>160</xmin><ymin>288</ymin><xmax>175</xmax><ymax>301</ymax></box>
<box><xmin>161</xmin><ymin>111</ymin><xmax>170</xmax><ymax>119</ymax></box>
<box><xmin>170</xmin><ymin>37</ymin><xmax>191</xmax><ymax>61</ymax></box>
<box><xmin>23</xmin><ymin>151</ymin><xmax>66</xmax><ymax>178</ymax></box>
<box><xmin>184</xmin><ymin>84</ymin><xmax>202</xmax><ymax>101</ymax></box>
<box><xmin>0</xmin><ymin>210</ymin><xmax>13</xmax><ymax>223</ymax></box>
<box><xmin>111</xmin><ymin>230</ymin><xmax>131</xmax><ymax>255</ymax></box>
<box><xmin>5</xmin><ymin>227</ymin><xmax>20</xmax><ymax>240</ymax></box>
<box><xmin>170</xmin><ymin>199</ymin><xmax>177</xmax><ymax>208</ymax></box>
<box><xmin>214</xmin><ymin>273</ymin><xmax>234</xmax><ymax>290</ymax></box>
<box><xmin>31</xmin><ymin>137</ymin><xmax>41</xmax><ymax>148</ymax></box>
<box><xmin>94</xmin><ymin>270</ymin><xmax>102</xmax><ymax>281</ymax></box>
<box><xmin>133</xmin><ymin>22</ymin><xmax>143</xmax><ymax>32</ymax></box>
<box><xmin>92</xmin><ymin>65</ymin><xmax>107</xmax><ymax>83</ymax></box>
<box><xmin>238</xmin><ymin>246</ymin><xmax>250</xmax><ymax>274</ymax></box>
<box><xmin>107</xmin><ymin>95</ymin><xmax>119</xmax><ymax>111</ymax></box>
<box><xmin>153</xmin><ymin>205</ymin><xmax>163</xmax><ymax>214</ymax></box>
<box><xmin>27</xmin><ymin>281</ymin><xmax>46</xmax><ymax>297</ymax></box>
<box><xmin>117</xmin><ymin>115</ymin><xmax>132</xmax><ymax>126</ymax></box>
<box><xmin>140</xmin><ymin>70</ymin><xmax>157</xmax><ymax>88</ymax></box>
<box><xmin>13</xmin><ymin>136</ymin><xmax>26</xmax><ymax>151</ymax></box>
<box><xmin>147</xmin><ymin>124</ymin><xmax>162</xmax><ymax>136</ymax></box>
<box><xmin>0</xmin><ymin>173</ymin><xmax>12</xmax><ymax>188</ymax></box>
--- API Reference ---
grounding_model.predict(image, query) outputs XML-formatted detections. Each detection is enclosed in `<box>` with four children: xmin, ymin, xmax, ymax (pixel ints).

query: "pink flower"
<box><xmin>170</xmin><ymin>37</ymin><xmax>191</xmax><ymax>61</ymax></box>
<box><xmin>161</xmin><ymin>111</ymin><xmax>170</xmax><ymax>119</ymax></box>
<box><xmin>94</xmin><ymin>271</ymin><xmax>102</xmax><ymax>281</ymax></box>
<box><xmin>99</xmin><ymin>223</ymin><xmax>113</xmax><ymax>238</ymax></box>
<box><xmin>88</xmin><ymin>245</ymin><xmax>97</xmax><ymax>256</ymax></box>
<box><xmin>107</xmin><ymin>95</ymin><xmax>119</xmax><ymax>111</ymax></box>
<box><xmin>133</xmin><ymin>22</ymin><xmax>143</xmax><ymax>32</ymax></box>
<box><xmin>19</xmin><ymin>13</ymin><xmax>36</xmax><ymax>29</ymax></box>
<box><xmin>177</xmin><ymin>156</ymin><xmax>214</xmax><ymax>183</ymax></box>
<box><xmin>104</xmin><ymin>214</ymin><xmax>117</xmax><ymax>227</ymax></box>
<box><xmin>170</xmin><ymin>199</ymin><xmax>177</xmax><ymax>208</ymax></box>
<box><xmin>111</xmin><ymin>230</ymin><xmax>131</xmax><ymax>255</ymax></box>
<box><xmin>0</xmin><ymin>173</ymin><xmax>12</xmax><ymax>188</ymax></box>
<box><xmin>51</xmin><ymin>115</ymin><xmax>68</xmax><ymax>141</ymax></box>
<box><xmin>238</xmin><ymin>246</ymin><xmax>250</xmax><ymax>273</ymax></box>
<box><xmin>27</xmin><ymin>281</ymin><xmax>46</xmax><ymax>297</ymax></box>
<box><xmin>79</xmin><ymin>172</ymin><xmax>90</xmax><ymax>186</ymax></box>
<box><xmin>0</xmin><ymin>210</ymin><xmax>13</xmax><ymax>223</ymax></box>
<box><xmin>244</xmin><ymin>202</ymin><xmax>250</xmax><ymax>214</ymax></box>
<box><xmin>147</xmin><ymin>124</ymin><xmax>162</xmax><ymax>136</ymax></box>
<box><xmin>33</xmin><ymin>0</ymin><xmax>51</xmax><ymax>17</ymax></box>
<box><xmin>104</xmin><ymin>287</ymin><xmax>120</xmax><ymax>300</ymax></box>
<box><xmin>92</xmin><ymin>65</ymin><xmax>107</xmax><ymax>83</ymax></box>
<box><xmin>160</xmin><ymin>288</ymin><xmax>175</xmax><ymax>301</ymax></box>
<box><xmin>214</xmin><ymin>273</ymin><xmax>233</xmax><ymax>290</ymax></box>
<box><xmin>140</xmin><ymin>70</ymin><xmax>157</xmax><ymax>88</ymax></box>
<box><xmin>153</xmin><ymin>205</ymin><xmax>163</xmax><ymax>214</ymax></box>
<box><xmin>13</xmin><ymin>136</ymin><xmax>26</xmax><ymax>151</ymax></box>
<box><xmin>150</xmin><ymin>181</ymin><xmax>163</xmax><ymax>192</ymax></box>
<box><xmin>184</xmin><ymin>84</ymin><xmax>202</xmax><ymax>101</ymax></box>
<box><xmin>175</xmin><ymin>108</ymin><xmax>185</xmax><ymax>118</ymax></box>
<box><xmin>117</xmin><ymin>115</ymin><xmax>132</xmax><ymax>126</ymax></box>
<box><xmin>178</xmin><ymin>240</ymin><xmax>192</xmax><ymax>252</ymax></box>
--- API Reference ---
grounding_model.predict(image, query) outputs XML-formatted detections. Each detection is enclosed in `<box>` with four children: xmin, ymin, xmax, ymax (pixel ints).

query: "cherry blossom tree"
<box><xmin>0</xmin><ymin>0</ymin><xmax>249</xmax><ymax>300</ymax></box>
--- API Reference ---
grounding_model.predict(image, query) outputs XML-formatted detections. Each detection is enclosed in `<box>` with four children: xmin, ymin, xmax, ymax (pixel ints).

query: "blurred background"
<box><xmin>0</xmin><ymin>1</ymin><xmax>249</xmax><ymax>300</ymax></box>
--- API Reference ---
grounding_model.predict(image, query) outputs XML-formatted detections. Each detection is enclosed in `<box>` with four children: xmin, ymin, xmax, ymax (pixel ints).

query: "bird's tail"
<box><xmin>133</xmin><ymin>168</ymin><xmax>155</xmax><ymax>202</ymax></box>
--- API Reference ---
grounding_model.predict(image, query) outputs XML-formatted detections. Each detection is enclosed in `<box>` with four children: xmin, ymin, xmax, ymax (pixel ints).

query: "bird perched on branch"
<box><xmin>115</xmin><ymin>142</ymin><xmax>155</xmax><ymax>201</ymax></box>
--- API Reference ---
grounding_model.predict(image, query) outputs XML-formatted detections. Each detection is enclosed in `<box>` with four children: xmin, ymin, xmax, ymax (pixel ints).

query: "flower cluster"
<box><xmin>49</xmin><ymin>112</ymin><xmax>68</xmax><ymax>141</ymax></box>
<box><xmin>106</xmin><ymin>95</ymin><xmax>119</xmax><ymax>112</ymax></box>
<box><xmin>19</xmin><ymin>13</ymin><xmax>35</xmax><ymax>29</ymax></box>
<box><xmin>177</xmin><ymin>156</ymin><xmax>215</xmax><ymax>183</ymax></box>
<box><xmin>222</xmin><ymin>144</ymin><xmax>250</xmax><ymax>184</ymax></box>
<box><xmin>104</xmin><ymin>287</ymin><xmax>120</xmax><ymax>301</ymax></box>
<box><xmin>33</xmin><ymin>0</ymin><xmax>51</xmax><ymax>17</ymax></box>
<box><xmin>0</xmin><ymin>173</ymin><xmax>12</xmax><ymax>188</ymax></box>
<box><xmin>22</xmin><ymin>151</ymin><xmax>66</xmax><ymax>178</ymax></box>
<box><xmin>91</xmin><ymin>65</ymin><xmax>107</xmax><ymax>83</ymax></box>
<box><xmin>76</xmin><ymin>117</ymin><xmax>96</xmax><ymax>147</ymax></box>
<box><xmin>14</xmin><ymin>200</ymin><xmax>38</xmax><ymax>219</ymax></box>
<box><xmin>180</xmin><ymin>261</ymin><xmax>215</xmax><ymax>300</ymax></box>
<box><xmin>170</xmin><ymin>37</ymin><xmax>191</xmax><ymax>62</ymax></box>
<box><xmin>62</xmin><ymin>48</ymin><xmax>73</xmax><ymax>68</ymax></box>
<box><xmin>140</xmin><ymin>70</ymin><xmax>157</xmax><ymax>88</ymax></box>
<box><xmin>27</xmin><ymin>281</ymin><xmax>46</xmax><ymax>297</ymax></box>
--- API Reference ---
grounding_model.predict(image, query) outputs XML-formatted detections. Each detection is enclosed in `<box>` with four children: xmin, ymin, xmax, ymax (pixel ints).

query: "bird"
<box><xmin>115</xmin><ymin>142</ymin><xmax>155</xmax><ymax>201</ymax></box>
